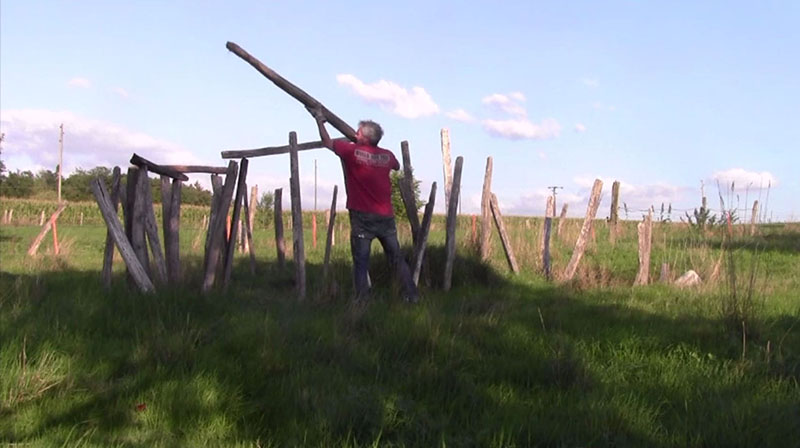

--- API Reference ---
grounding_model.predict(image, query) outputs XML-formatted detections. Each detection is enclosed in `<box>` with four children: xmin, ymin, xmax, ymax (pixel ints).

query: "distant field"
<box><xmin>1</xmin><ymin>200</ymin><xmax>799</xmax><ymax>447</ymax></box>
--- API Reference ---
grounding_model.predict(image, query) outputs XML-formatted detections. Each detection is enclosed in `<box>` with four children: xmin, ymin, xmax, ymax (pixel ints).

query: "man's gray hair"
<box><xmin>358</xmin><ymin>120</ymin><xmax>383</xmax><ymax>146</ymax></box>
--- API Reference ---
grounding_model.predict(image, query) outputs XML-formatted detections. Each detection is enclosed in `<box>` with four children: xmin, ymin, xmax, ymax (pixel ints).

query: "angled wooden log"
<box><xmin>399</xmin><ymin>140</ymin><xmax>420</xmax><ymax>245</ymax></box>
<box><xmin>242</xmin><ymin>187</ymin><xmax>257</xmax><ymax>275</ymax></box>
<box><xmin>161</xmin><ymin>165</ymin><xmax>229</xmax><ymax>174</ymax></box>
<box><xmin>130</xmin><ymin>153</ymin><xmax>189</xmax><ymax>181</ymax></box>
<box><xmin>563</xmin><ymin>179</ymin><xmax>603</xmax><ymax>281</ymax></box>
<box><xmin>138</xmin><ymin>167</ymin><xmax>168</xmax><ymax>285</ymax></box>
<box><xmin>443</xmin><ymin>156</ymin><xmax>464</xmax><ymax>291</ymax></box>
<box><xmin>412</xmin><ymin>182</ymin><xmax>437</xmax><ymax>287</ymax></box>
<box><xmin>222</xmin><ymin>140</ymin><xmax>326</xmax><ymax>159</ymax></box>
<box><xmin>202</xmin><ymin>161</ymin><xmax>238</xmax><ymax>292</ymax></box>
<box><xmin>226</xmin><ymin>42</ymin><xmax>357</xmax><ymax>141</ymax></box>
<box><xmin>274</xmin><ymin>188</ymin><xmax>286</xmax><ymax>268</ymax></box>
<box><xmin>322</xmin><ymin>185</ymin><xmax>338</xmax><ymax>287</ymax></box>
<box><xmin>490</xmin><ymin>193</ymin><xmax>520</xmax><ymax>274</ymax></box>
<box><xmin>102</xmin><ymin>167</ymin><xmax>122</xmax><ymax>288</ymax></box>
<box><xmin>289</xmin><ymin>132</ymin><xmax>307</xmax><ymax>301</ymax></box>
<box><xmin>27</xmin><ymin>203</ymin><xmax>68</xmax><ymax>256</ymax></box>
<box><xmin>480</xmin><ymin>156</ymin><xmax>493</xmax><ymax>261</ymax></box>
<box><xmin>223</xmin><ymin>159</ymin><xmax>249</xmax><ymax>289</ymax></box>
<box><xmin>91</xmin><ymin>179</ymin><xmax>154</xmax><ymax>293</ymax></box>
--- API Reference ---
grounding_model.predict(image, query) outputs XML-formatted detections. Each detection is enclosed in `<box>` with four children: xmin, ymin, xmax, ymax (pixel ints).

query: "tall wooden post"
<box><xmin>274</xmin><ymin>188</ymin><xmax>285</xmax><ymax>268</ymax></box>
<box><xmin>441</xmin><ymin>129</ymin><xmax>452</xmax><ymax>211</ymax></box>
<box><xmin>400</xmin><ymin>141</ymin><xmax>420</xmax><ymax>244</ymax></box>
<box><xmin>563</xmin><ymin>179</ymin><xmax>603</xmax><ymax>281</ymax></box>
<box><xmin>443</xmin><ymin>157</ymin><xmax>464</xmax><ymax>291</ymax></box>
<box><xmin>289</xmin><ymin>132</ymin><xmax>306</xmax><ymax>301</ymax></box>
<box><xmin>102</xmin><ymin>167</ymin><xmax>122</xmax><ymax>288</ymax></box>
<box><xmin>202</xmin><ymin>161</ymin><xmax>238</xmax><ymax>293</ymax></box>
<box><xmin>480</xmin><ymin>156</ymin><xmax>493</xmax><ymax>261</ymax></box>
<box><xmin>610</xmin><ymin>180</ymin><xmax>620</xmax><ymax>245</ymax></box>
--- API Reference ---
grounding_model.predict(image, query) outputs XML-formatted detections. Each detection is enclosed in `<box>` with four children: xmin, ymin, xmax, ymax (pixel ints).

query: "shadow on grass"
<box><xmin>1</xmin><ymin>247</ymin><xmax>799</xmax><ymax>446</ymax></box>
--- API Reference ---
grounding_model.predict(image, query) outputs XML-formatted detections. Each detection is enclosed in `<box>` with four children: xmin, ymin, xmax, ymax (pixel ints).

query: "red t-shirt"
<box><xmin>333</xmin><ymin>139</ymin><xmax>400</xmax><ymax>216</ymax></box>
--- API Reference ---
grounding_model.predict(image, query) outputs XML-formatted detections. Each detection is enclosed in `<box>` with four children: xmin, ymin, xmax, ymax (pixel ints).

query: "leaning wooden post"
<box><xmin>27</xmin><ymin>203</ymin><xmax>68</xmax><ymax>256</ymax></box>
<box><xmin>610</xmin><ymin>180</ymin><xmax>620</xmax><ymax>245</ymax></box>
<box><xmin>412</xmin><ymin>182</ymin><xmax>437</xmax><ymax>286</ymax></box>
<box><xmin>557</xmin><ymin>203</ymin><xmax>569</xmax><ymax>237</ymax></box>
<box><xmin>400</xmin><ymin>140</ymin><xmax>420</xmax><ymax>245</ymax></box>
<box><xmin>223</xmin><ymin>158</ymin><xmax>249</xmax><ymax>290</ymax></box>
<box><xmin>563</xmin><ymin>179</ymin><xmax>603</xmax><ymax>281</ymax></box>
<box><xmin>750</xmin><ymin>200</ymin><xmax>759</xmax><ymax>236</ymax></box>
<box><xmin>440</xmin><ymin>129</ymin><xmax>453</xmax><ymax>211</ymax></box>
<box><xmin>91</xmin><ymin>179</ymin><xmax>154</xmax><ymax>293</ymax></box>
<box><xmin>490</xmin><ymin>193</ymin><xmax>520</xmax><ymax>274</ymax></box>
<box><xmin>274</xmin><ymin>188</ymin><xmax>286</xmax><ymax>268</ymax></box>
<box><xmin>480</xmin><ymin>156</ymin><xmax>493</xmax><ymax>261</ymax></box>
<box><xmin>634</xmin><ymin>211</ymin><xmax>653</xmax><ymax>286</ymax></box>
<box><xmin>542</xmin><ymin>216</ymin><xmax>553</xmax><ymax>280</ymax></box>
<box><xmin>443</xmin><ymin>157</ymin><xmax>464</xmax><ymax>291</ymax></box>
<box><xmin>202</xmin><ymin>161</ymin><xmax>239</xmax><ymax>293</ymax></box>
<box><xmin>139</xmin><ymin>167</ymin><xmax>168</xmax><ymax>285</ymax></box>
<box><xmin>289</xmin><ymin>132</ymin><xmax>307</xmax><ymax>301</ymax></box>
<box><xmin>126</xmin><ymin>167</ymin><xmax>150</xmax><ymax>279</ymax></box>
<box><xmin>102</xmin><ymin>167</ymin><xmax>122</xmax><ymax>288</ymax></box>
<box><xmin>322</xmin><ymin>185</ymin><xmax>338</xmax><ymax>287</ymax></box>
<box><xmin>241</xmin><ymin>190</ymin><xmax>257</xmax><ymax>275</ymax></box>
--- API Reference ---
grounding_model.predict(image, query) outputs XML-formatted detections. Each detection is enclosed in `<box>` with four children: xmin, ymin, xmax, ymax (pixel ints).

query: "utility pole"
<box><xmin>547</xmin><ymin>185</ymin><xmax>563</xmax><ymax>214</ymax></box>
<box><xmin>58</xmin><ymin>124</ymin><xmax>64</xmax><ymax>204</ymax></box>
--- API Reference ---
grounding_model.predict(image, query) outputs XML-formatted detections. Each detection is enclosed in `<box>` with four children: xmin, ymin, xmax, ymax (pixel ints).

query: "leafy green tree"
<box><xmin>390</xmin><ymin>170</ymin><xmax>423</xmax><ymax>218</ymax></box>
<box><xmin>0</xmin><ymin>170</ymin><xmax>35</xmax><ymax>197</ymax></box>
<box><xmin>182</xmin><ymin>181</ymin><xmax>212</xmax><ymax>206</ymax></box>
<box><xmin>258</xmin><ymin>191</ymin><xmax>275</xmax><ymax>227</ymax></box>
<box><xmin>34</xmin><ymin>169</ymin><xmax>58</xmax><ymax>196</ymax></box>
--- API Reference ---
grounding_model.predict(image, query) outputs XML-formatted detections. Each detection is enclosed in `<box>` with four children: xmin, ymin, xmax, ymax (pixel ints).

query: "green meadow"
<box><xmin>1</xmin><ymin>202</ymin><xmax>799</xmax><ymax>447</ymax></box>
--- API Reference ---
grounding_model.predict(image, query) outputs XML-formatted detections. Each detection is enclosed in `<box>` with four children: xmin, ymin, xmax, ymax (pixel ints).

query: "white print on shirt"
<box><xmin>354</xmin><ymin>149</ymin><xmax>391</xmax><ymax>167</ymax></box>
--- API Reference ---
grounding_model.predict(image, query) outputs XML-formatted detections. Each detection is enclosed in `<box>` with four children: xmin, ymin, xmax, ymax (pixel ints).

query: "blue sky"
<box><xmin>2</xmin><ymin>1</ymin><xmax>798</xmax><ymax>221</ymax></box>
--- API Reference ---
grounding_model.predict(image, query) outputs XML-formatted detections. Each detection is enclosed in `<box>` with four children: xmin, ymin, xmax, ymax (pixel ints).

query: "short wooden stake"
<box><xmin>480</xmin><ymin>156</ymin><xmax>493</xmax><ymax>261</ymax></box>
<box><xmin>563</xmin><ymin>179</ymin><xmax>603</xmax><ymax>281</ymax></box>
<box><xmin>443</xmin><ymin>157</ymin><xmax>464</xmax><ymax>291</ymax></box>
<box><xmin>750</xmin><ymin>200</ymin><xmax>759</xmax><ymax>236</ymax></box>
<box><xmin>634</xmin><ymin>211</ymin><xmax>653</xmax><ymax>286</ymax></box>
<box><xmin>91</xmin><ymin>179</ymin><xmax>154</xmax><ymax>293</ymax></box>
<box><xmin>39</xmin><ymin>210</ymin><xmax>45</xmax><ymax>226</ymax></box>
<box><xmin>490</xmin><ymin>193</ymin><xmax>519</xmax><ymax>274</ymax></box>
<box><xmin>274</xmin><ymin>188</ymin><xmax>285</xmax><ymax>268</ymax></box>
<box><xmin>412</xmin><ymin>182</ymin><xmax>437</xmax><ymax>286</ymax></box>
<box><xmin>289</xmin><ymin>132</ymin><xmax>306</xmax><ymax>301</ymax></box>
<box><xmin>79</xmin><ymin>212</ymin><xmax>84</xmax><ymax>226</ymax></box>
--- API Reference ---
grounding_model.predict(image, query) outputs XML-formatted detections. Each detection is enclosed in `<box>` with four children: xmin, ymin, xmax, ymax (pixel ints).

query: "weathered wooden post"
<box><xmin>634</xmin><ymin>211</ymin><xmax>653</xmax><ymax>285</ymax></box>
<box><xmin>480</xmin><ymin>156</ymin><xmax>493</xmax><ymax>261</ymax></box>
<box><xmin>557</xmin><ymin>203</ymin><xmax>569</xmax><ymax>237</ymax></box>
<box><xmin>443</xmin><ymin>157</ymin><xmax>464</xmax><ymax>291</ymax></box>
<box><xmin>274</xmin><ymin>188</ymin><xmax>285</xmax><ymax>268</ymax></box>
<box><xmin>91</xmin><ymin>179</ymin><xmax>154</xmax><ymax>293</ymax></box>
<box><xmin>610</xmin><ymin>180</ymin><xmax>620</xmax><ymax>245</ymax></box>
<box><xmin>412</xmin><ymin>182</ymin><xmax>437</xmax><ymax>286</ymax></box>
<box><xmin>543</xmin><ymin>216</ymin><xmax>553</xmax><ymax>280</ymax></box>
<box><xmin>160</xmin><ymin>175</ymin><xmax>182</xmax><ymax>284</ymax></box>
<box><xmin>750</xmin><ymin>200</ymin><xmax>759</xmax><ymax>236</ymax></box>
<box><xmin>202</xmin><ymin>161</ymin><xmax>238</xmax><ymax>293</ymax></box>
<box><xmin>137</xmin><ymin>166</ymin><xmax>168</xmax><ymax>285</ymax></box>
<box><xmin>244</xmin><ymin>185</ymin><xmax>258</xmax><ymax>253</ymax></box>
<box><xmin>102</xmin><ymin>167</ymin><xmax>122</xmax><ymax>288</ymax></box>
<box><xmin>490</xmin><ymin>193</ymin><xmax>519</xmax><ymax>274</ymax></box>
<box><xmin>289</xmin><ymin>132</ymin><xmax>307</xmax><ymax>300</ymax></box>
<box><xmin>39</xmin><ymin>210</ymin><xmax>45</xmax><ymax>226</ymax></box>
<box><xmin>241</xmin><ymin>190</ymin><xmax>257</xmax><ymax>274</ymax></box>
<box><xmin>540</xmin><ymin>196</ymin><xmax>555</xmax><ymax>259</ymax></box>
<box><xmin>205</xmin><ymin>174</ymin><xmax>224</xmax><ymax>261</ymax></box>
<box><xmin>223</xmin><ymin>158</ymin><xmax>249</xmax><ymax>290</ymax></box>
<box><xmin>441</xmin><ymin>129</ymin><xmax>453</xmax><ymax>211</ymax></box>
<box><xmin>399</xmin><ymin>140</ymin><xmax>420</xmax><ymax>245</ymax></box>
<box><xmin>322</xmin><ymin>185</ymin><xmax>338</xmax><ymax>288</ymax></box>
<box><xmin>563</xmin><ymin>179</ymin><xmax>603</xmax><ymax>281</ymax></box>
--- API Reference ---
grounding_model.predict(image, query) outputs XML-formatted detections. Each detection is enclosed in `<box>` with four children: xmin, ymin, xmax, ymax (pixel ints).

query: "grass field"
<box><xmin>1</xmin><ymin>204</ymin><xmax>799</xmax><ymax>447</ymax></box>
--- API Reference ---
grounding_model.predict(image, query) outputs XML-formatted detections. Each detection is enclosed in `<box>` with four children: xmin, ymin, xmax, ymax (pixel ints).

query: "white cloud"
<box><xmin>712</xmin><ymin>168</ymin><xmax>777</xmax><ymax>188</ymax></box>
<box><xmin>571</xmin><ymin>176</ymin><xmax>691</xmax><ymax>218</ymax></box>
<box><xmin>445</xmin><ymin>108</ymin><xmax>475</xmax><ymax>123</ymax></box>
<box><xmin>482</xmin><ymin>92</ymin><xmax>527</xmax><ymax>116</ymax></box>
<box><xmin>537</xmin><ymin>151</ymin><xmax>547</xmax><ymax>160</ymax></box>
<box><xmin>67</xmin><ymin>77</ymin><xmax>91</xmax><ymax>88</ymax></box>
<box><xmin>482</xmin><ymin>118</ymin><xmax>561</xmax><ymax>140</ymax></box>
<box><xmin>574</xmin><ymin>123</ymin><xmax>587</xmax><ymax>133</ymax></box>
<box><xmin>0</xmin><ymin>109</ymin><xmax>201</xmax><ymax>176</ymax></box>
<box><xmin>113</xmin><ymin>87</ymin><xmax>130</xmax><ymax>99</ymax></box>
<box><xmin>336</xmin><ymin>74</ymin><xmax>439</xmax><ymax>119</ymax></box>
<box><xmin>581</xmin><ymin>78</ymin><xmax>599</xmax><ymax>88</ymax></box>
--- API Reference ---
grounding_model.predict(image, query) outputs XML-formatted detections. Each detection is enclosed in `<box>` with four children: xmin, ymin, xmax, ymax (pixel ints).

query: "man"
<box><xmin>308</xmin><ymin>107</ymin><xmax>418</xmax><ymax>303</ymax></box>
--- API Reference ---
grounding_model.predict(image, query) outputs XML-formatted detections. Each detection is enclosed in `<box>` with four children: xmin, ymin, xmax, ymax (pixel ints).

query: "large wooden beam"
<box><xmin>222</xmin><ymin>140</ymin><xmax>325</xmax><ymax>159</ymax></box>
<box><xmin>161</xmin><ymin>165</ymin><xmax>229</xmax><ymax>175</ymax></box>
<box><xmin>130</xmin><ymin>153</ymin><xmax>189</xmax><ymax>181</ymax></box>
<box><xmin>225</xmin><ymin>41</ymin><xmax>357</xmax><ymax>141</ymax></box>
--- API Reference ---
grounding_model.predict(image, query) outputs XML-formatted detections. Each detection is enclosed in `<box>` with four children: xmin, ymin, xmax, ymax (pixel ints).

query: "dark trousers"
<box><xmin>349</xmin><ymin>210</ymin><xmax>418</xmax><ymax>300</ymax></box>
